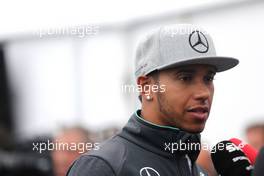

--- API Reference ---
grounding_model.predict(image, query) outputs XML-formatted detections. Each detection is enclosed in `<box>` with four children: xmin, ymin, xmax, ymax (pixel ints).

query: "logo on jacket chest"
<box><xmin>140</xmin><ymin>167</ymin><xmax>160</xmax><ymax>176</ymax></box>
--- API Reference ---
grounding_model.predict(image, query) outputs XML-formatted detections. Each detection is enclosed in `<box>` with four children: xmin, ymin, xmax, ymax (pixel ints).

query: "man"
<box><xmin>52</xmin><ymin>127</ymin><xmax>91</xmax><ymax>176</ymax></box>
<box><xmin>196</xmin><ymin>148</ymin><xmax>218</xmax><ymax>176</ymax></box>
<box><xmin>245</xmin><ymin>123</ymin><xmax>264</xmax><ymax>151</ymax></box>
<box><xmin>67</xmin><ymin>24</ymin><xmax>239</xmax><ymax>176</ymax></box>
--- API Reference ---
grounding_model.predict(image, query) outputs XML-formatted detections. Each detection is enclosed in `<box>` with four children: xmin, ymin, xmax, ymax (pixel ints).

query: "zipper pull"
<box><xmin>185</xmin><ymin>154</ymin><xmax>192</xmax><ymax>175</ymax></box>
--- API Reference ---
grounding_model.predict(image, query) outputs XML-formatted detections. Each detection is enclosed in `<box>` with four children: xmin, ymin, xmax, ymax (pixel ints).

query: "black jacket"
<box><xmin>67</xmin><ymin>110</ymin><xmax>207</xmax><ymax>176</ymax></box>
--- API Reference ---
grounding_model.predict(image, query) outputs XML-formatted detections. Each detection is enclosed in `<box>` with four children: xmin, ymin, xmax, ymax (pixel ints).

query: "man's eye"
<box><xmin>204</xmin><ymin>75</ymin><xmax>215</xmax><ymax>82</ymax></box>
<box><xmin>179</xmin><ymin>75</ymin><xmax>192</xmax><ymax>81</ymax></box>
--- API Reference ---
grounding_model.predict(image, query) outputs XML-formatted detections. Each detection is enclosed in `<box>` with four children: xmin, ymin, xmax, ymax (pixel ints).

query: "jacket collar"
<box><xmin>118</xmin><ymin>110</ymin><xmax>201</xmax><ymax>162</ymax></box>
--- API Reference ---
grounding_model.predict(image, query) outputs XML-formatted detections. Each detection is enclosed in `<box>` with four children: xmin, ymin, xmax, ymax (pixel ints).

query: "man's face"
<box><xmin>153</xmin><ymin>64</ymin><xmax>216</xmax><ymax>133</ymax></box>
<box><xmin>246</xmin><ymin>128</ymin><xmax>264</xmax><ymax>151</ymax></box>
<box><xmin>52</xmin><ymin>130</ymin><xmax>86</xmax><ymax>176</ymax></box>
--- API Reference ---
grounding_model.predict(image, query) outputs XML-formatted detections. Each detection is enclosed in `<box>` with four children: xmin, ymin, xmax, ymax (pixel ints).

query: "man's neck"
<box><xmin>141</xmin><ymin>105</ymin><xmax>168</xmax><ymax>126</ymax></box>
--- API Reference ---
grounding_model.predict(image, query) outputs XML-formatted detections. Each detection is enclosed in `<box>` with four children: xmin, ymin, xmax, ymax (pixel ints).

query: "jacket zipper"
<box><xmin>177</xmin><ymin>155</ymin><xmax>193</xmax><ymax>176</ymax></box>
<box><xmin>185</xmin><ymin>154</ymin><xmax>193</xmax><ymax>175</ymax></box>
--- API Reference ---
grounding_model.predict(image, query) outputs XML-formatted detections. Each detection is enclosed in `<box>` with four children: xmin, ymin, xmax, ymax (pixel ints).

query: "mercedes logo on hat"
<box><xmin>189</xmin><ymin>31</ymin><xmax>209</xmax><ymax>53</ymax></box>
<box><xmin>140</xmin><ymin>167</ymin><xmax>160</xmax><ymax>176</ymax></box>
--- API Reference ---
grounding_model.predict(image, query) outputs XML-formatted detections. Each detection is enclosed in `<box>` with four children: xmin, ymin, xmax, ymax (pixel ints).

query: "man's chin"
<box><xmin>183</xmin><ymin>125</ymin><xmax>205</xmax><ymax>134</ymax></box>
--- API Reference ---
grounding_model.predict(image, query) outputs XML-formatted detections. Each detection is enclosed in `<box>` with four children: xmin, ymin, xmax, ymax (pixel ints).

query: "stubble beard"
<box><xmin>157</xmin><ymin>91</ymin><xmax>179</xmax><ymax>127</ymax></box>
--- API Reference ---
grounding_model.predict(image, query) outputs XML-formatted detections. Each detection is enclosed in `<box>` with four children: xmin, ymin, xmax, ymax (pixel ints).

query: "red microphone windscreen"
<box><xmin>230</xmin><ymin>138</ymin><xmax>258</xmax><ymax>164</ymax></box>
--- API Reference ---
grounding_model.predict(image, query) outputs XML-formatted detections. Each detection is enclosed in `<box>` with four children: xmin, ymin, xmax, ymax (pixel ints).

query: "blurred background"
<box><xmin>1</xmin><ymin>0</ymin><xmax>264</xmax><ymax>175</ymax></box>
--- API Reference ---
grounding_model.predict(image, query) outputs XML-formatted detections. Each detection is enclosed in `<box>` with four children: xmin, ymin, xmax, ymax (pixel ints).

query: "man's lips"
<box><xmin>187</xmin><ymin>106</ymin><xmax>209</xmax><ymax>113</ymax></box>
<box><xmin>186</xmin><ymin>106</ymin><xmax>209</xmax><ymax>120</ymax></box>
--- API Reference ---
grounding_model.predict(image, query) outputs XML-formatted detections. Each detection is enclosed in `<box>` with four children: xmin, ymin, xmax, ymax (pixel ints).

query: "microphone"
<box><xmin>253</xmin><ymin>146</ymin><xmax>264</xmax><ymax>176</ymax></box>
<box><xmin>229</xmin><ymin>138</ymin><xmax>258</xmax><ymax>164</ymax></box>
<box><xmin>211</xmin><ymin>138</ymin><xmax>256</xmax><ymax>176</ymax></box>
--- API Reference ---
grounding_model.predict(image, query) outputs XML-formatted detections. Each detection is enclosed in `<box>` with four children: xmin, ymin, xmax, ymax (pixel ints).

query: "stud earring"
<box><xmin>146</xmin><ymin>95</ymin><xmax>153</xmax><ymax>101</ymax></box>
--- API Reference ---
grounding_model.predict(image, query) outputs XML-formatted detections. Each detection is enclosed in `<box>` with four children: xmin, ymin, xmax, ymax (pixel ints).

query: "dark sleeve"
<box><xmin>67</xmin><ymin>155</ymin><xmax>116</xmax><ymax>176</ymax></box>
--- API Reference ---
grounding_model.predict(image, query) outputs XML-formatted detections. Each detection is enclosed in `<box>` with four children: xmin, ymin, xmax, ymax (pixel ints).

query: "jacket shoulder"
<box><xmin>67</xmin><ymin>135</ymin><xmax>128</xmax><ymax>176</ymax></box>
<box><xmin>67</xmin><ymin>155</ymin><xmax>115</xmax><ymax>176</ymax></box>
<box><xmin>88</xmin><ymin>135</ymin><xmax>128</xmax><ymax>173</ymax></box>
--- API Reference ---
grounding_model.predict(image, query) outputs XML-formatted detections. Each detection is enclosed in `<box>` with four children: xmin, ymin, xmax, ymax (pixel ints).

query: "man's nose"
<box><xmin>193</xmin><ymin>82</ymin><xmax>211</xmax><ymax>103</ymax></box>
